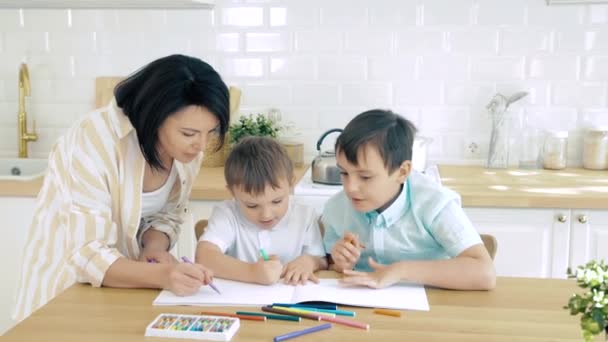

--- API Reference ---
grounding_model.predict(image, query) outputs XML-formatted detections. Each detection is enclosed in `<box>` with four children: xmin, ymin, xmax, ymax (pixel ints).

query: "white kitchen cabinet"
<box><xmin>0</xmin><ymin>197</ymin><xmax>37</xmax><ymax>335</ymax></box>
<box><xmin>464</xmin><ymin>207</ymin><xmax>571</xmax><ymax>279</ymax></box>
<box><xmin>569</xmin><ymin>210</ymin><xmax>608</xmax><ymax>269</ymax></box>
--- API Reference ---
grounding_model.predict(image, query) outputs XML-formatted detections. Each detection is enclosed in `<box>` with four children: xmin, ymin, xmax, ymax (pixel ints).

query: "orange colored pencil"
<box><xmin>319</xmin><ymin>315</ymin><xmax>370</xmax><ymax>330</ymax></box>
<box><xmin>373</xmin><ymin>308</ymin><xmax>402</xmax><ymax>317</ymax></box>
<box><xmin>199</xmin><ymin>311</ymin><xmax>267</xmax><ymax>321</ymax></box>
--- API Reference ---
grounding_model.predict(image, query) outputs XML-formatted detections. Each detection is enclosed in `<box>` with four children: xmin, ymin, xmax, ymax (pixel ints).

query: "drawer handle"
<box><xmin>557</xmin><ymin>214</ymin><xmax>568</xmax><ymax>223</ymax></box>
<box><xmin>578</xmin><ymin>215</ymin><xmax>588</xmax><ymax>224</ymax></box>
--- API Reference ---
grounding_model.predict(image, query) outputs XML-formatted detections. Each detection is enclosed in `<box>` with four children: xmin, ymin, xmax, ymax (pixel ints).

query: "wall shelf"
<box><xmin>0</xmin><ymin>0</ymin><xmax>214</xmax><ymax>9</ymax></box>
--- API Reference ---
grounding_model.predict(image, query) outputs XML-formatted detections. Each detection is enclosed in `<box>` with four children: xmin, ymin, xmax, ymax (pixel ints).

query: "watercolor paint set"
<box><xmin>145</xmin><ymin>313</ymin><xmax>240</xmax><ymax>341</ymax></box>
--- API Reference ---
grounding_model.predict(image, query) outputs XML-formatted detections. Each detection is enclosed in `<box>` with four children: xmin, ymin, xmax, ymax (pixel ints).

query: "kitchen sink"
<box><xmin>0</xmin><ymin>158</ymin><xmax>48</xmax><ymax>181</ymax></box>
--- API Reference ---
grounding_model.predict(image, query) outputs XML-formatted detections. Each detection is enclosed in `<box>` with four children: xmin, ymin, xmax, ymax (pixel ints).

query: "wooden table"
<box><xmin>2</xmin><ymin>274</ymin><xmax>584</xmax><ymax>341</ymax></box>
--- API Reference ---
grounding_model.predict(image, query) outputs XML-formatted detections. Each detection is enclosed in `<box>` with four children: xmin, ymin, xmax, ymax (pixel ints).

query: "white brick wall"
<box><xmin>1</xmin><ymin>0</ymin><xmax>608</xmax><ymax>166</ymax></box>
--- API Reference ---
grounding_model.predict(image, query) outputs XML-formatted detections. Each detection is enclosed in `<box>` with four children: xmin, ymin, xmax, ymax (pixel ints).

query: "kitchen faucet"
<box><xmin>18</xmin><ymin>63</ymin><xmax>38</xmax><ymax>158</ymax></box>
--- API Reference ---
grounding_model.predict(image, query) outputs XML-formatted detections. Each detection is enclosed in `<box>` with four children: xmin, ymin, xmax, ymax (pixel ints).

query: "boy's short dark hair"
<box><xmin>115</xmin><ymin>54</ymin><xmax>229</xmax><ymax>171</ymax></box>
<box><xmin>336</xmin><ymin>109</ymin><xmax>418</xmax><ymax>173</ymax></box>
<box><xmin>224</xmin><ymin>136</ymin><xmax>294</xmax><ymax>196</ymax></box>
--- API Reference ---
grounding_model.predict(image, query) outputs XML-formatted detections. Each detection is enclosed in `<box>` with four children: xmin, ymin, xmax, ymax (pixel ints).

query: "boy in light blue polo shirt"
<box><xmin>322</xmin><ymin>109</ymin><xmax>496</xmax><ymax>290</ymax></box>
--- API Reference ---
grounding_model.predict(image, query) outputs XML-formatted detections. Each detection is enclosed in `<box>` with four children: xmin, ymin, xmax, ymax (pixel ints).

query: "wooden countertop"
<box><xmin>0</xmin><ymin>165</ymin><xmax>309</xmax><ymax>200</ymax></box>
<box><xmin>440</xmin><ymin>165</ymin><xmax>608</xmax><ymax>209</ymax></box>
<box><xmin>2</xmin><ymin>272</ymin><xmax>583</xmax><ymax>341</ymax></box>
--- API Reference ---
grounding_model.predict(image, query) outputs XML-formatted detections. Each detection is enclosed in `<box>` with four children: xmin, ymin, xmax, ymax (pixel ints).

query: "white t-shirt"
<box><xmin>200</xmin><ymin>199</ymin><xmax>326</xmax><ymax>264</ymax></box>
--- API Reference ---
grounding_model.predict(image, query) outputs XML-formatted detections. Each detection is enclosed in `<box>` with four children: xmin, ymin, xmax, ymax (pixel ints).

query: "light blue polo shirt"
<box><xmin>322</xmin><ymin>171</ymin><xmax>482</xmax><ymax>271</ymax></box>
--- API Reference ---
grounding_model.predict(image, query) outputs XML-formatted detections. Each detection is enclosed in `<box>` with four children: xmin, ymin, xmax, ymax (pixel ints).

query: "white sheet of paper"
<box><xmin>153</xmin><ymin>278</ymin><xmax>429</xmax><ymax>311</ymax></box>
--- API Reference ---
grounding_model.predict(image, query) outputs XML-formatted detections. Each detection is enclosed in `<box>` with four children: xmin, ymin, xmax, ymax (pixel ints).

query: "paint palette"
<box><xmin>145</xmin><ymin>313</ymin><xmax>240</xmax><ymax>341</ymax></box>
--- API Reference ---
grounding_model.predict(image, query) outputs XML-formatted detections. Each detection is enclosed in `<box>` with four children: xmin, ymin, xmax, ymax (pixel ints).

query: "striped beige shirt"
<box><xmin>14</xmin><ymin>101</ymin><xmax>202</xmax><ymax>321</ymax></box>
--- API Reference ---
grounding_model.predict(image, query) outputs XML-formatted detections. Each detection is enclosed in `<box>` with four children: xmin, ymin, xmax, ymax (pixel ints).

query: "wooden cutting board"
<box><xmin>94</xmin><ymin>77</ymin><xmax>242</xmax><ymax>118</ymax></box>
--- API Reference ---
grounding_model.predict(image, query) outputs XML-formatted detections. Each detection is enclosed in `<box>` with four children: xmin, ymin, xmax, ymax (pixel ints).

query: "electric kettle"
<box><xmin>311</xmin><ymin>128</ymin><xmax>343</xmax><ymax>185</ymax></box>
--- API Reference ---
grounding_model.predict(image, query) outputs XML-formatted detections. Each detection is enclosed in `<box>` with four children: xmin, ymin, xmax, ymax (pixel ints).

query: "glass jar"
<box><xmin>542</xmin><ymin>130</ymin><xmax>568</xmax><ymax>170</ymax></box>
<box><xmin>583</xmin><ymin>127</ymin><xmax>608</xmax><ymax>170</ymax></box>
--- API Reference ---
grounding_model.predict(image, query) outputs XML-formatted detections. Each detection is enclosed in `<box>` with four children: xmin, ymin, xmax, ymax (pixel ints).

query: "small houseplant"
<box><xmin>565</xmin><ymin>260</ymin><xmax>608</xmax><ymax>341</ymax></box>
<box><xmin>228</xmin><ymin>113</ymin><xmax>282</xmax><ymax>145</ymax></box>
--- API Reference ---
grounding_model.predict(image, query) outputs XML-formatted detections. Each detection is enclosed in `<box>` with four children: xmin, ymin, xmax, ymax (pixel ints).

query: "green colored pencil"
<box><xmin>235</xmin><ymin>311</ymin><xmax>301</xmax><ymax>322</ymax></box>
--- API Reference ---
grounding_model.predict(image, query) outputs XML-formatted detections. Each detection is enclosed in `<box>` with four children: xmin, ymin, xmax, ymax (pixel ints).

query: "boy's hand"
<box><xmin>139</xmin><ymin>248</ymin><xmax>177</xmax><ymax>264</ymax></box>
<box><xmin>340</xmin><ymin>257</ymin><xmax>400</xmax><ymax>289</ymax></box>
<box><xmin>331</xmin><ymin>231</ymin><xmax>365</xmax><ymax>272</ymax></box>
<box><xmin>165</xmin><ymin>263</ymin><xmax>213</xmax><ymax>296</ymax></box>
<box><xmin>282</xmin><ymin>255</ymin><xmax>319</xmax><ymax>285</ymax></box>
<box><xmin>251</xmin><ymin>255</ymin><xmax>283</xmax><ymax>285</ymax></box>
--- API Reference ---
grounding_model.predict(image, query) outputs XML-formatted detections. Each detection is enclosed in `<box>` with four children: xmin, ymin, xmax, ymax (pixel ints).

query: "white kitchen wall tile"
<box><xmin>29</xmin><ymin>127</ymin><xmax>64</xmax><ymax>157</ymax></box>
<box><xmin>270</xmin><ymin>56</ymin><xmax>315</xmax><ymax>80</ymax></box>
<box><xmin>470</xmin><ymin>57</ymin><xmax>524</xmax><ymax>81</ymax></box>
<box><xmin>73</xmin><ymin>54</ymin><xmax>141</xmax><ymax>78</ymax></box>
<box><xmin>317</xmin><ymin>56</ymin><xmax>366</xmax><ymax>81</ymax></box>
<box><xmin>499</xmin><ymin>29</ymin><xmax>551</xmax><ymax>54</ymax></box>
<box><xmin>27</xmin><ymin>55</ymin><xmax>73</xmax><ymax>80</ymax></box>
<box><xmin>580</xmin><ymin>108</ymin><xmax>608</xmax><ymax>127</ymax></box>
<box><xmin>555</xmin><ymin>30</ymin><xmax>592</xmax><ymax>52</ymax></box>
<box><xmin>420</xmin><ymin>107</ymin><xmax>469</xmax><ymax>132</ymax></box>
<box><xmin>369</xmin><ymin>1</ymin><xmax>417</xmax><ymax>27</ymax></box>
<box><xmin>319</xmin><ymin>1</ymin><xmax>367</xmax><ymax>28</ymax></box>
<box><xmin>214</xmin><ymin>33</ymin><xmax>239</xmax><ymax>52</ymax></box>
<box><xmin>292</xmin><ymin>83</ymin><xmax>339</xmax><ymax>106</ymax></box>
<box><xmin>368</xmin><ymin>56</ymin><xmax>416</xmax><ymax>81</ymax></box>
<box><xmin>29</xmin><ymin>103</ymin><xmax>90</xmax><ymax>127</ymax></box>
<box><xmin>496</xmin><ymin>82</ymin><xmax>550</xmax><ymax>106</ymax></box>
<box><xmin>114</xmin><ymin>10</ymin><xmax>167</xmax><ymax>32</ymax></box>
<box><xmin>29</xmin><ymin>79</ymin><xmax>94</xmax><ymax>105</ymax></box>
<box><xmin>0</xmin><ymin>102</ymin><xmax>17</xmax><ymax>125</ymax></box>
<box><xmin>0</xmin><ymin>81</ymin><xmax>5</xmax><ymax>102</ymax></box>
<box><xmin>50</xmin><ymin>32</ymin><xmax>96</xmax><ymax>54</ymax></box>
<box><xmin>0</xmin><ymin>54</ymin><xmax>22</xmax><ymax>80</ymax></box>
<box><xmin>341</xmin><ymin>83</ymin><xmax>392</xmax><ymax>107</ymax></box>
<box><xmin>5</xmin><ymin>32</ymin><xmax>48</xmax><ymax>54</ymax></box>
<box><xmin>245</xmin><ymin>32</ymin><xmax>290</xmax><ymax>53</ymax></box>
<box><xmin>0</xmin><ymin>33</ymin><xmax>3</xmax><ymax>52</ymax></box>
<box><xmin>526</xmin><ymin>107</ymin><xmax>579</xmax><ymax>131</ymax></box>
<box><xmin>23</xmin><ymin>9</ymin><xmax>69</xmax><ymax>31</ymax></box>
<box><xmin>418</xmin><ymin>55</ymin><xmax>469</xmax><ymax>81</ymax></box>
<box><xmin>441</xmin><ymin>134</ymin><xmax>465</xmax><ymax>159</ymax></box>
<box><xmin>447</xmin><ymin>29</ymin><xmax>497</xmax><ymax>54</ymax></box>
<box><xmin>165</xmin><ymin>9</ymin><xmax>214</xmax><ymax>30</ymax></box>
<box><xmin>582</xmin><ymin>56</ymin><xmax>608</xmax><ymax>81</ymax></box>
<box><xmin>222</xmin><ymin>58</ymin><xmax>265</xmax><ymax>78</ymax></box>
<box><xmin>552</xmin><ymin>82</ymin><xmax>607</xmax><ymax>107</ymax></box>
<box><xmin>394</xmin><ymin>82</ymin><xmax>442</xmax><ymax>105</ymax></box>
<box><xmin>242</xmin><ymin>83</ymin><xmax>291</xmax><ymax>106</ymax></box>
<box><xmin>221</xmin><ymin>7</ymin><xmax>263</xmax><ymax>27</ymax></box>
<box><xmin>393</xmin><ymin>107</ymin><xmax>421</xmax><ymax>126</ymax></box>
<box><xmin>97</xmin><ymin>32</ymin><xmax>146</xmax><ymax>54</ymax></box>
<box><xmin>0</xmin><ymin>10</ymin><xmax>22</xmax><ymax>31</ymax></box>
<box><xmin>421</xmin><ymin>0</ymin><xmax>473</xmax><ymax>26</ymax></box>
<box><xmin>295</xmin><ymin>30</ymin><xmax>341</xmax><ymax>53</ymax></box>
<box><xmin>585</xmin><ymin>29</ymin><xmax>608</xmax><ymax>52</ymax></box>
<box><xmin>0</xmin><ymin>127</ymin><xmax>17</xmax><ymax>153</ymax></box>
<box><xmin>587</xmin><ymin>4</ymin><xmax>608</xmax><ymax>24</ymax></box>
<box><xmin>270</xmin><ymin>5</ymin><xmax>318</xmax><ymax>27</ymax></box>
<box><xmin>70</xmin><ymin>10</ymin><xmax>122</xmax><ymax>31</ymax></box>
<box><xmin>395</xmin><ymin>30</ymin><xmax>445</xmax><ymax>54</ymax></box>
<box><xmin>344</xmin><ymin>31</ymin><xmax>393</xmax><ymax>54</ymax></box>
<box><xmin>527</xmin><ymin>1</ymin><xmax>583</xmax><ymax>27</ymax></box>
<box><xmin>476</xmin><ymin>0</ymin><xmax>526</xmax><ymax>26</ymax></box>
<box><xmin>280</xmin><ymin>107</ymin><xmax>320</xmax><ymax>130</ymax></box>
<box><xmin>318</xmin><ymin>107</ymin><xmax>364</xmax><ymax>129</ymax></box>
<box><xmin>444</xmin><ymin>82</ymin><xmax>495</xmax><ymax>107</ymax></box>
<box><xmin>528</xmin><ymin>56</ymin><xmax>579</xmax><ymax>81</ymax></box>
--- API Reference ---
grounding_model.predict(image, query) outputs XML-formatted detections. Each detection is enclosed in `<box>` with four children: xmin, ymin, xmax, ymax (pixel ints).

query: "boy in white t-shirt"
<box><xmin>195</xmin><ymin>136</ymin><xmax>328</xmax><ymax>285</ymax></box>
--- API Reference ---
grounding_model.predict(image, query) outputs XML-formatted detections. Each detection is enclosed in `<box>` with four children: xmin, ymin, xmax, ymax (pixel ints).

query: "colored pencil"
<box><xmin>235</xmin><ymin>311</ymin><xmax>301</xmax><ymax>322</ymax></box>
<box><xmin>319</xmin><ymin>315</ymin><xmax>370</xmax><ymax>330</ymax></box>
<box><xmin>298</xmin><ymin>307</ymin><xmax>356</xmax><ymax>317</ymax></box>
<box><xmin>262</xmin><ymin>306</ymin><xmax>320</xmax><ymax>321</ymax></box>
<box><xmin>272</xmin><ymin>306</ymin><xmax>335</xmax><ymax>317</ymax></box>
<box><xmin>373</xmin><ymin>308</ymin><xmax>402</xmax><ymax>317</ymax></box>
<box><xmin>259</xmin><ymin>248</ymin><xmax>269</xmax><ymax>261</ymax></box>
<box><xmin>272</xmin><ymin>303</ymin><xmax>338</xmax><ymax>310</ymax></box>
<box><xmin>199</xmin><ymin>311</ymin><xmax>266</xmax><ymax>321</ymax></box>
<box><xmin>181</xmin><ymin>256</ymin><xmax>221</xmax><ymax>295</ymax></box>
<box><xmin>273</xmin><ymin>323</ymin><xmax>332</xmax><ymax>342</ymax></box>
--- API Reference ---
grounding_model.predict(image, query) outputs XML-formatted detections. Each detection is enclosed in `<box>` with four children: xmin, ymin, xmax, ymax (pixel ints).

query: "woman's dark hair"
<box><xmin>115</xmin><ymin>54</ymin><xmax>229</xmax><ymax>171</ymax></box>
<box><xmin>336</xmin><ymin>109</ymin><xmax>417</xmax><ymax>173</ymax></box>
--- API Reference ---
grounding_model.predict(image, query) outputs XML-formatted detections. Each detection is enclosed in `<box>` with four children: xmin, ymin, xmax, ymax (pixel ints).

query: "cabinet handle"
<box><xmin>557</xmin><ymin>214</ymin><xmax>568</xmax><ymax>223</ymax></box>
<box><xmin>578</xmin><ymin>215</ymin><xmax>588</xmax><ymax>224</ymax></box>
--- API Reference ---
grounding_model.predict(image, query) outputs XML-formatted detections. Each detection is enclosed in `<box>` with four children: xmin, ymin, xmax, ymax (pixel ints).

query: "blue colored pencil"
<box><xmin>300</xmin><ymin>307</ymin><xmax>356</xmax><ymax>317</ymax></box>
<box><xmin>272</xmin><ymin>303</ymin><xmax>338</xmax><ymax>310</ymax></box>
<box><xmin>273</xmin><ymin>323</ymin><xmax>332</xmax><ymax>342</ymax></box>
<box><xmin>181</xmin><ymin>256</ymin><xmax>221</xmax><ymax>295</ymax></box>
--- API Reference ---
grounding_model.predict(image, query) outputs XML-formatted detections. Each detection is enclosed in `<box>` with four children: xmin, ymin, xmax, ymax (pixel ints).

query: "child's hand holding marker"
<box><xmin>331</xmin><ymin>231</ymin><xmax>365</xmax><ymax>273</ymax></box>
<box><xmin>252</xmin><ymin>248</ymin><xmax>283</xmax><ymax>285</ymax></box>
<box><xmin>165</xmin><ymin>258</ymin><xmax>215</xmax><ymax>296</ymax></box>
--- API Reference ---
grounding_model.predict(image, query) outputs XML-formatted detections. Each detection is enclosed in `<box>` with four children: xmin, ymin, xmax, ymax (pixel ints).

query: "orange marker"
<box><xmin>373</xmin><ymin>308</ymin><xmax>401</xmax><ymax>317</ymax></box>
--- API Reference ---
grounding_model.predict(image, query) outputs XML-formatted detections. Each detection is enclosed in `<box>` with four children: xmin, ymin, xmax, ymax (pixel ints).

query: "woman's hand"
<box><xmin>331</xmin><ymin>231</ymin><xmax>365</xmax><ymax>272</ymax></box>
<box><xmin>340</xmin><ymin>257</ymin><xmax>400</xmax><ymax>289</ymax></box>
<box><xmin>282</xmin><ymin>255</ymin><xmax>319</xmax><ymax>285</ymax></box>
<box><xmin>165</xmin><ymin>263</ymin><xmax>213</xmax><ymax>296</ymax></box>
<box><xmin>251</xmin><ymin>255</ymin><xmax>283</xmax><ymax>285</ymax></box>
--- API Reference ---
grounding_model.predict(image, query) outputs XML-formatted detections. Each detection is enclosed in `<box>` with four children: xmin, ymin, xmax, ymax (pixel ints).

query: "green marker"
<box><xmin>260</xmin><ymin>248</ymin><xmax>269</xmax><ymax>261</ymax></box>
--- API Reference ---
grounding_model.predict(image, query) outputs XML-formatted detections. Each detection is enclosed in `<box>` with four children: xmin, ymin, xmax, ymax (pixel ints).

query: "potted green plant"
<box><xmin>565</xmin><ymin>260</ymin><xmax>608</xmax><ymax>341</ymax></box>
<box><xmin>228</xmin><ymin>113</ymin><xmax>282</xmax><ymax>145</ymax></box>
